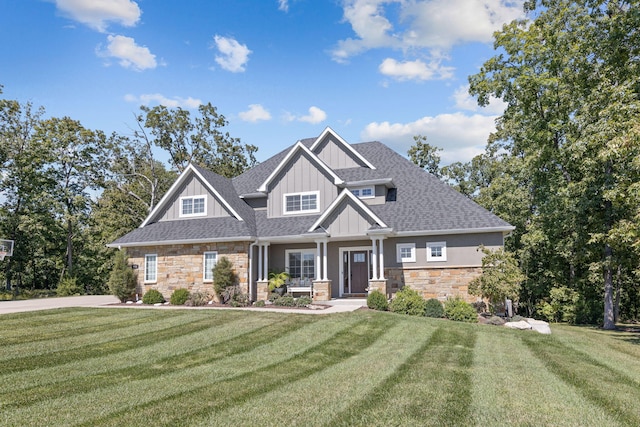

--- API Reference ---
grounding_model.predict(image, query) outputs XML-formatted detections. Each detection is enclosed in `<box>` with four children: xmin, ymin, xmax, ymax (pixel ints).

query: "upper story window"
<box><xmin>181</xmin><ymin>196</ymin><xmax>206</xmax><ymax>217</ymax></box>
<box><xmin>396</xmin><ymin>243</ymin><xmax>416</xmax><ymax>263</ymax></box>
<box><xmin>427</xmin><ymin>242</ymin><xmax>447</xmax><ymax>262</ymax></box>
<box><xmin>351</xmin><ymin>186</ymin><xmax>374</xmax><ymax>199</ymax></box>
<box><xmin>284</xmin><ymin>191</ymin><xmax>319</xmax><ymax>214</ymax></box>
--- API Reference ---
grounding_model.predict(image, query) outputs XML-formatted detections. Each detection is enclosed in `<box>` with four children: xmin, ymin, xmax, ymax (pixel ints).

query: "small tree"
<box><xmin>469</xmin><ymin>246</ymin><xmax>524</xmax><ymax>314</ymax></box>
<box><xmin>213</xmin><ymin>256</ymin><xmax>237</xmax><ymax>302</ymax></box>
<box><xmin>108</xmin><ymin>250</ymin><xmax>137</xmax><ymax>302</ymax></box>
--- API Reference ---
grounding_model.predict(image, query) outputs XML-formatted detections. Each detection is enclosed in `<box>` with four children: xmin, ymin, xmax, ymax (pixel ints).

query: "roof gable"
<box><xmin>309</xmin><ymin>189</ymin><xmax>388</xmax><ymax>235</ymax></box>
<box><xmin>310</xmin><ymin>127</ymin><xmax>376</xmax><ymax>170</ymax></box>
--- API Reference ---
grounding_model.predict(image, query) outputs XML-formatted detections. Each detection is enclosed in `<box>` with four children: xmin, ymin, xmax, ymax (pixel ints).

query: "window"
<box><xmin>351</xmin><ymin>187</ymin><xmax>374</xmax><ymax>199</ymax></box>
<box><xmin>396</xmin><ymin>243</ymin><xmax>416</xmax><ymax>263</ymax></box>
<box><xmin>427</xmin><ymin>242</ymin><xmax>447</xmax><ymax>262</ymax></box>
<box><xmin>286</xmin><ymin>249</ymin><xmax>315</xmax><ymax>279</ymax></box>
<box><xmin>144</xmin><ymin>254</ymin><xmax>157</xmax><ymax>282</ymax></box>
<box><xmin>203</xmin><ymin>252</ymin><xmax>218</xmax><ymax>281</ymax></box>
<box><xmin>181</xmin><ymin>196</ymin><xmax>206</xmax><ymax>217</ymax></box>
<box><xmin>284</xmin><ymin>191</ymin><xmax>319</xmax><ymax>214</ymax></box>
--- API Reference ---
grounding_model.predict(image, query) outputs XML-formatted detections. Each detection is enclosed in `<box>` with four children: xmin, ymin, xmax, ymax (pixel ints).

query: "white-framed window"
<box><xmin>351</xmin><ymin>186</ymin><xmax>374</xmax><ymax>199</ymax></box>
<box><xmin>427</xmin><ymin>242</ymin><xmax>447</xmax><ymax>262</ymax></box>
<box><xmin>144</xmin><ymin>254</ymin><xmax>157</xmax><ymax>282</ymax></box>
<box><xmin>396</xmin><ymin>243</ymin><xmax>416</xmax><ymax>263</ymax></box>
<box><xmin>285</xmin><ymin>249</ymin><xmax>315</xmax><ymax>279</ymax></box>
<box><xmin>203</xmin><ymin>251</ymin><xmax>218</xmax><ymax>282</ymax></box>
<box><xmin>283</xmin><ymin>191</ymin><xmax>319</xmax><ymax>214</ymax></box>
<box><xmin>180</xmin><ymin>195</ymin><xmax>207</xmax><ymax>217</ymax></box>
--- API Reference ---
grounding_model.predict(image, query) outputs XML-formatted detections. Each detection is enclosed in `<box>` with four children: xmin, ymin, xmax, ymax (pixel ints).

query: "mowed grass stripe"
<box><xmin>329</xmin><ymin>321</ymin><xmax>476</xmax><ymax>426</ymax></box>
<box><xmin>1</xmin><ymin>312</ymin><xmax>365</xmax><ymax>426</ymax></box>
<box><xmin>523</xmin><ymin>334</ymin><xmax>640</xmax><ymax>426</ymax></box>
<box><xmin>0</xmin><ymin>313</ymin><xmax>296</xmax><ymax>407</ymax></box>
<box><xmin>82</xmin><ymin>314</ymin><xmax>397</xmax><ymax>426</ymax></box>
<box><xmin>200</xmin><ymin>314</ymin><xmax>438</xmax><ymax>426</ymax></box>
<box><xmin>0</xmin><ymin>311</ymin><xmax>228</xmax><ymax>372</ymax></box>
<box><xmin>0</xmin><ymin>307</ymin><xmax>123</xmax><ymax>331</ymax></box>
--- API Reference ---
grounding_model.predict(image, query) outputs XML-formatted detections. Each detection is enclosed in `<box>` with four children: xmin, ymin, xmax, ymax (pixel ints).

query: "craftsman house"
<box><xmin>109</xmin><ymin>127</ymin><xmax>514</xmax><ymax>302</ymax></box>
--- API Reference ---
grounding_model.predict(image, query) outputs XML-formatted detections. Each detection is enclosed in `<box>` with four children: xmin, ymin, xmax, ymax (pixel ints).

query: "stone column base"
<box><xmin>312</xmin><ymin>280</ymin><xmax>332</xmax><ymax>302</ymax></box>
<box><xmin>368</xmin><ymin>279</ymin><xmax>389</xmax><ymax>298</ymax></box>
<box><xmin>256</xmin><ymin>280</ymin><xmax>269</xmax><ymax>302</ymax></box>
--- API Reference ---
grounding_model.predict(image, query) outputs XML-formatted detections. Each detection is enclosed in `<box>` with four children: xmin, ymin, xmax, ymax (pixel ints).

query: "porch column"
<box><xmin>371</xmin><ymin>238</ymin><xmax>378</xmax><ymax>280</ymax></box>
<box><xmin>323</xmin><ymin>240</ymin><xmax>328</xmax><ymax>280</ymax></box>
<box><xmin>316</xmin><ymin>241</ymin><xmax>321</xmax><ymax>281</ymax></box>
<box><xmin>258</xmin><ymin>245</ymin><xmax>263</xmax><ymax>281</ymax></box>
<box><xmin>378</xmin><ymin>238</ymin><xmax>385</xmax><ymax>279</ymax></box>
<box><xmin>263</xmin><ymin>243</ymin><xmax>270</xmax><ymax>281</ymax></box>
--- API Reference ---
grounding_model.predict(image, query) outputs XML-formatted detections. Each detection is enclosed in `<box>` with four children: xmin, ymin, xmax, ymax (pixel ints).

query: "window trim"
<box><xmin>350</xmin><ymin>186</ymin><xmax>375</xmax><ymax>199</ymax></box>
<box><xmin>426</xmin><ymin>241</ymin><xmax>447</xmax><ymax>262</ymax></box>
<box><xmin>285</xmin><ymin>248</ymin><xmax>316</xmax><ymax>280</ymax></box>
<box><xmin>180</xmin><ymin>195</ymin><xmax>207</xmax><ymax>218</ymax></box>
<box><xmin>203</xmin><ymin>251</ymin><xmax>218</xmax><ymax>282</ymax></box>
<box><xmin>283</xmin><ymin>191</ymin><xmax>320</xmax><ymax>215</ymax></box>
<box><xmin>144</xmin><ymin>254</ymin><xmax>157</xmax><ymax>283</ymax></box>
<box><xmin>396</xmin><ymin>243</ymin><xmax>416</xmax><ymax>263</ymax></box>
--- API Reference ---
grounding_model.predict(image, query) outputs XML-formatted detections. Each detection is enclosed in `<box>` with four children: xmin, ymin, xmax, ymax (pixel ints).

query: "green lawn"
<box><xmin>1</xmin><ymin>308</ymin><xmax>639</xmax><ymax>426</ymax></box>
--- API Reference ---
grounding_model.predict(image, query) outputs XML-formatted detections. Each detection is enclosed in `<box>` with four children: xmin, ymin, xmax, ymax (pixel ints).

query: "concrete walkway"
<box><xmin>0</xmin><ymin>295</ymin><xmax>366</xmax><ymax>315</ymax></box>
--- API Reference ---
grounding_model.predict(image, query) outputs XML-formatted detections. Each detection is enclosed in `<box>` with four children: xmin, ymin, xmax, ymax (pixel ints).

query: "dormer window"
<box><xmin>351</xmin><ymin>186</ymin><xmax>374</xmax><ymax>199</ymax></box>
<box><xmin>284</xmin><ymin>191</ymin><xmax>319</xmax><ymax>214</ymax></box>
<box><xmin>180</xmin><ymin>196</ymin><xmax>206</xmax><ymax>217</ymax></box>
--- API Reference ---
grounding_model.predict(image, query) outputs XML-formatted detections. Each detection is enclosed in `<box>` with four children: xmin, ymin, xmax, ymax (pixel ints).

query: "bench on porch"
<box><xmin>286</xmin><ymin>278</ymin><xmax>313</xmax><ymax>297</ymax></box>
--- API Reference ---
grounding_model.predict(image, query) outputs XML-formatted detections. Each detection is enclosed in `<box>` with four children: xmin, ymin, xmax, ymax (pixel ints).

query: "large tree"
<box><xmin>469</xmin><ymin>0</ymin><xmax>640</xmax><ymax>328</ymax></box>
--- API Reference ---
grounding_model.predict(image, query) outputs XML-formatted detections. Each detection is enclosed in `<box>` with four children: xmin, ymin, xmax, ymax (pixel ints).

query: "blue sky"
<box><xmin>1</xmin><ymin>0</ymin><xmax>522</xmax><ymax>165</ymax></box>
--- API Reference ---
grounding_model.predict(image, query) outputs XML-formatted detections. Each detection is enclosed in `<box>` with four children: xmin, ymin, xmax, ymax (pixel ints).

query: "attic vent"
<box><xmin>386</xmin><ymin>188</ymin><xmax>397</xmax><ymax>202</ymax></box>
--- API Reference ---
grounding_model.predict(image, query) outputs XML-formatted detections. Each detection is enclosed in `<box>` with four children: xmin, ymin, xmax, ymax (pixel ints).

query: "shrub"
<box><xmin>222</xmin><ymin>285</ymin><xmax>250</xmax><ymax>307</ymax></box>
<box><xmin>56</xmin><ymin>276</ymin><xmax>84</xmax><ymax>296</ymax></box>
<box><xmin>367</xmin><ymin>290</ymin><xmax>388</xmax><ymax>311</ymax></box>
<box><xmin>108</xmin><ymin>250</ymin><xmax>137</xmax><ymax>302</ymax></box>
<box><xmin>213</xmin><ymin>257</ymin><xmax>237</xmax><ymax>301</ymax></box>
<box><xmin>185</xmin><ymin>291</ymin><xmax>210</xmax><ymax>306</ymax></box>
<box><xmin>296</xmin><ymin>295</ymin><xmax>312</xmax><ymax>307</ymax></box>
<box><xmin>142</xmin><ymin>289</ymin><xmax>165</xmax><ymax>304</ymax></box>
<box><xmin>270</xmin><ymin>294</ymin><xmax>296</xmax><ymax>307</ymax></box>
<box><xmin>424</xmin><ymin>298</ymin><xmax>444</xmax><ymax>318</ymax></box>
<box><xmin>170</xmin><ymin>288</ymin><xmax>190</xmax><ymax>305</ymax></box>
<box><xmin>444</xmin><ymin>297</ymin><xmax>478</xmax><ymax>323</ymax></box>
<box><xmin>389</xmin><ymin>287</ymin><xmax>426</xmax><ymax>316</ymax></box>
<box><xmin>254</xmin><ymin>300</ymin><xmax>266</xmax><ymax>307</ymax></box>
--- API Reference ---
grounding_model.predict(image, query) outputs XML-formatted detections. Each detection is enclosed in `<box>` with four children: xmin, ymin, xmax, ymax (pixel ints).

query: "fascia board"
<box><xmin>393</xmin><ymin>226</ymin><xmax>516</xmax><ymax>237</ymax></box>
<box><xmin>310</xmin><ymin>126</ymin><xmax>377</xmax><ymax>170</ymax></box>
<box><xmin>140</xmin><ymin>166</ymin><xmax>189</xmax><ymax>228</ymax></box>
<box><xmin>308</xmin><ymin>189</ymin><xmax>388</xmax><ymax>232</ymax></box>
<box><xmin>107</xmin><ymin>236</ymin><xmax>255</xmax><ymax>248</ymax></box>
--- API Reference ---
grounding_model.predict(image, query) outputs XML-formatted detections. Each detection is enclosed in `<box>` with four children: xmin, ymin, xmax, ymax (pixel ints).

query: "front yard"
<box><xmin>1</xmin><ymin>308</ymin><xmax>639</xmax><ymax>426</ymax></box>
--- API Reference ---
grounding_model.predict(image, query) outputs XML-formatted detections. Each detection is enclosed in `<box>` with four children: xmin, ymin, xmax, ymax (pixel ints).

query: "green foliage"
<box><xmin>221</xmin><ymin>285</ymin><xmax>249</xmax><ymax>307</ymax></box>
<box><xmin>213</xmin><ymin>257</ymin><xmax>237</xmax><ymax>300</ymax></box>
<box><xmin>268</xmin><ymin>270</ymin><xmax>290</xmax><ymax>292</ymax></box>
<box><xmin>56</xmin><ymin>276</ymin><xmax>84</xmax><ymax>296</ymax></box>
<box><xmin>107</xmin><ymin>250</ymin><xmax>137</xmax><ymax>302</ymax></box>
<box><xmin>424</xmin><ymin>298</ymin><xmax>444</xmax><ymax>318</ymax></box>
<box><xmin>367</xmin><ymin>290</ymin><xmax>388</xmax><ymax>311</ymax></box>
<box><xmin>142</xmin><ymin>289</ymin><xmax>165</xmax><ymax>304</ymax></box>
<box><xmin>407</xmin><ymin>135</ymin><xmax>442</xmax><ymax>177</ymax></box>
<box><xmin>389</xmin><ymin>287</ymin><xmax>426</xmax><ymax>316</ymax></box>
<box><xmin>444</xmin><ymin>297</ymin><xmax>478</xmax><ymax>323</ymax></box>
<box><xmin>253</xmin><ymin>300</ymin><xmax>266</xmax><ymax>307</ymax></box>
<box><xmin>469</xmin><ymin>246</ymin><xmax>524</xmax><ymax>313</ymax></box>
<box><xmin>184</xmin><ymin>291</ymin><xmax>210</xmax><ymax>307</ymax></box>
<box><xmin>170</xmin><ymin>288</ymin><xmax>190</xmax><ymax>305</ymax></box>
<box><xmin>296</xmin><ymin>295</ymin><xmax>312</xmax><ymax>306</ymax></box>
<box><xmin>268</xmin><ymin>294</ymin><xmax>311</xmax><ymax>307</ymax></box>
<box><xmin>537</xmin><ymin>286</ymin><xmax>580</xmax><ymax>323</ymax></box>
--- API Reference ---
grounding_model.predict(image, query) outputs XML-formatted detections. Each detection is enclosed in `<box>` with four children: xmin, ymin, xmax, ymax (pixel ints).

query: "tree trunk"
<box><xmin>603</xmin><ymin>244</ymin><xmax>615</xmax><ymax>330</ymax></box>
<box><xmin>66</xmin><ymin>218</ymin><xmax>73</xmax><ymax>277</ymax></box>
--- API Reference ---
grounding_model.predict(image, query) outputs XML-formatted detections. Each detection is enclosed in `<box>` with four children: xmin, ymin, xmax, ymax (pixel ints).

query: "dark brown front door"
<box><xmin>350</xmin><ymin>251</ymin><xmax>368</xmax><ymax>293</ymax></box>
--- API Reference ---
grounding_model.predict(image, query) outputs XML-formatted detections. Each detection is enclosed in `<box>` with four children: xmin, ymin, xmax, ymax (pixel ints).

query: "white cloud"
<box><xmin>379</xmin><ymin>58</ymin><xmax>453</xmax><ymax>81</ymax></box>
<box><xmin>278</xmin><ymin>0</ymin><xmax>289</xmax><ymax>12</ymax></box>
<box><xmin>239</xmin><ymin>104</ymin><xmax>272</xmax><ymax>122</ymax></box>
<box><xmin>284</xmin><ymin>106</ymin><xmax>327</xmax><ymax>124</ymax></box>
<box><xmin>361</xmin><ymin>112</ymin><xmax>497</xmax><ymax>163</ymax></box>
<box><xmin>212</xmin><ymin>35</ymin><xmax>251</xmax><ymax>73</ymax></box>
<box><xmin>101</xmin><ymin>35</ymin><xmax>157</xmax><ymax>71</ymax></box>
<box><xmin>124</xmin><ymin>93</ymin><xmax>202</xmax><ymax>109</ymax></box>
<box><xmin>54</xmin><ymin>0</ymin><xmax>141</xmax><ymax>32</ymax></box>
<box><xmin>453</xmin><ymin>85</ymin><xmax>507</xmax><ymax>115</ymax></box>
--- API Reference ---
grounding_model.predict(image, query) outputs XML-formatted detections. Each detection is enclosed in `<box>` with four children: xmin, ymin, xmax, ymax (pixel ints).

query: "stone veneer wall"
<box><xmin>385</xmin><ymin>266</ymin><xmax>482</xmax><ymax>303</ymax></box>
<box><xmin>126</xmin><ymin>242</ymin><xmax>249</xmax><ymax>301</ymax></box>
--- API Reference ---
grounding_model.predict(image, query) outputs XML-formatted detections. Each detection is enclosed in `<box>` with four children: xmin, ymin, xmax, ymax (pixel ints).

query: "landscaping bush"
<box><xmin>170</xmin><ymin>288</ymin><xmax>190</xmax><ymax>305</ymax></box>
<box><xmin>367</xmin><ymin>290</ymin><xmax>388</xmax><ymax>311</ymax></box>
<box><xmin>444</xmin><ymin>297</ymin><xmax>478</xmax><ymax>323</ymax></box>
<box><xmin>296</xmin><ymin>295</ymin><xmax>312</xmax><ymax>307</ymax></box>
<box><xmin>213</xmin><ymin>257</ymin><xmax>237</xmax><ymax>301</ymax></box>
<box><xmin>389</xmin><ymin>287</ymin><xmax>426</xmax><ymax>316</ymax></box>
<box><xmin>56</xmin><ymin>276</ymin><xmax>84</xmax><ymax>296</ymax></box>
<box><xmin>424</xmin><ymin>298</ymin><xmax>444</xmax><ymax>318</ymax></box>
<box><xmin>108</xmin><ymin>250</ymin><xmax>137</xmax><ymax>302</ymax></box>
<box><xmin>253</xmin><ymin>300</ymin><xmax>266</xmax><ymax>307</ymax></box>
<box><xmin>185</xmin><ymin>291</ymin><xmax>210</xmax><ymax>306</ymax></box>
<box><xmin>222</xmin><ymin>285</ymin><xmax>250</xmax><ymax>307</ymax></box>
<box><xmin>142</xmin><ymin>289</ymin><xmax>165</xmax><ymax>304</ymax></box>
<box><xmin>270</xmin><ymin>294</ymin><xmax>296</xmax><ymax>307</ymax></box>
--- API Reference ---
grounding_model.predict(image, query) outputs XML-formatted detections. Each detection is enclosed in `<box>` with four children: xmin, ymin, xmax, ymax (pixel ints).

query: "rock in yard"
<box><xmin>504</xmin><ymin>320</ymin><xmax>532</xmax><ymax>330</ymax></box>
<box><xmin>527</xmin><ymin>318</ymin><xmax>552</xmax><ymax>334</ymax></box>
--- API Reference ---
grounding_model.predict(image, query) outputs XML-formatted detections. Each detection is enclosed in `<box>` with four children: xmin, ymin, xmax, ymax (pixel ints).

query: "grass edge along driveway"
<box><xmin>1</xmin><ymin>308</ymin><xmax>639</xmax><ymax>426</ymax></box>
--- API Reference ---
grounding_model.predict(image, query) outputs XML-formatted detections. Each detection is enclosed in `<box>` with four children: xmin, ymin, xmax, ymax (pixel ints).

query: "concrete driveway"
<box><xmin>0</xmin><ymin>295</ymin><xmax>119</xmax><ymax>315</ymax></box>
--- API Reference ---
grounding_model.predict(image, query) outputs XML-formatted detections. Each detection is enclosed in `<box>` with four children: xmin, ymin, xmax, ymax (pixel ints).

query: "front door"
<box><xmin>350</xmin><ymin>251</ymin><xmax>369</xmax><ymax>293</ymax></box>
